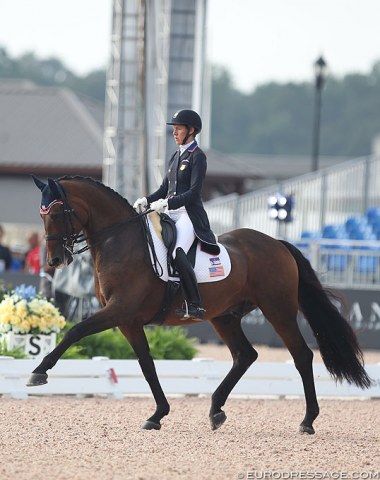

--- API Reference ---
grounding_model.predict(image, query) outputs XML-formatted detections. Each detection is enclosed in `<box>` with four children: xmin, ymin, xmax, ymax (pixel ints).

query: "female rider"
<box><xmin>133</xmin><ymin>109</ymin><xmax>219</xmax><ymax>320</ymax></box>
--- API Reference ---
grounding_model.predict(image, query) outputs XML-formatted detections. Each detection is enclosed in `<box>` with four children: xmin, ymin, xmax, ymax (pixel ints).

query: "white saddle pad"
<box><xmin>147</xmin><ymin>217</ymin><xmax>231</xmax><ymax>283</ymax></box>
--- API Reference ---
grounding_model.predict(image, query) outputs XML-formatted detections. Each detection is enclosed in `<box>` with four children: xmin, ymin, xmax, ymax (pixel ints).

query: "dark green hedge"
<box><xmin>60</xmin><ymin>325</ymin><xmax>198</xmax><ymax>360</ymax></box>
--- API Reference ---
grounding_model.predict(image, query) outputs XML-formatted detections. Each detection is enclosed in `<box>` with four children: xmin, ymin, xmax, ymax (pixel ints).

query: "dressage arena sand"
<box><xmin>1</xmin><ymin>345</ymin><xmax>380</xmax><ymax>480</ymax></box>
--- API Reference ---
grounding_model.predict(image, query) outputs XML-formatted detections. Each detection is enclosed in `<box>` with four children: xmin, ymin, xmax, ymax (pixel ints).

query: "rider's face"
<box><xmin>172</xmin><ymin>125</ymin><xmax>194</xmax><ymax>145</ymax></box>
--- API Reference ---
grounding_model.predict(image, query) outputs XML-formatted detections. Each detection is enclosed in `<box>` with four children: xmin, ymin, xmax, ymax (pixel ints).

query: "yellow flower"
<box><xmin>0</xmin><ymin>288</ymin><xmax>66</xmax><ymax>334</ymax></box>
<box><xmin>15</xmin><ymin>299</ymin><xmax>28</xmax><ymax>315</ymax></box>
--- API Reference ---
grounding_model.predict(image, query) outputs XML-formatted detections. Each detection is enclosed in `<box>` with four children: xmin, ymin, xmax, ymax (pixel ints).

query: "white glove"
<box><xmin>150</xmin><ymin>198</ymin><xmax>168</xmax><ymax>213</ymax></box>
<box><xmin>133</xmin><ymin>197</ymin><xmax>147</xmax><ymax>211</ymax></box>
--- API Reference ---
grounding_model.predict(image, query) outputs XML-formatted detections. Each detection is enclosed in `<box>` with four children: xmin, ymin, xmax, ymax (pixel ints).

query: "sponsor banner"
<box><xmin>187</xmin><ymin>288</ymin><xmax>380</xmax><ymax>348</ymax></box>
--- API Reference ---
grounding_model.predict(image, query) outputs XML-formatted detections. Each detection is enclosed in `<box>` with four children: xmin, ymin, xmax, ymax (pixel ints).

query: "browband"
<box><xmin>40</xmin><ymin>199</ymin><xmax>64</xmax><ymax>215</ymax></box>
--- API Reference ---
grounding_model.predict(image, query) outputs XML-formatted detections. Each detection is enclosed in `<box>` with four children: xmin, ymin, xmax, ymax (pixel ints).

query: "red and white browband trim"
<box><xmin>40</xmin><ymin>200</ymin><xmax>64</xmax><ymax>215</ymax></box>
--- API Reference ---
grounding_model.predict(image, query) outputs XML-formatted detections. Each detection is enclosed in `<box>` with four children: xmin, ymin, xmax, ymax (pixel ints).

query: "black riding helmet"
<box><xmin>167</xmin><ymin>109</ymin><xmax>202</xmax><ymax>145</ymax></box>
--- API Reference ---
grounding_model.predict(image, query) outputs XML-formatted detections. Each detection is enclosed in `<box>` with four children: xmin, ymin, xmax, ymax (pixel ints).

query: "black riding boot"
<box><xmin>174</xmin><ymin>247</ymin><xmax>205</xmax><ymax>321</ymax></box>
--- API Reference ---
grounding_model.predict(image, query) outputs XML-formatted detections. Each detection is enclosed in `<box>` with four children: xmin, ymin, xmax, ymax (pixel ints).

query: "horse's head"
<box><xmin>32</xmin><ymin>175</ymin><xmax>84</xmax><ymax>268</ymax></box>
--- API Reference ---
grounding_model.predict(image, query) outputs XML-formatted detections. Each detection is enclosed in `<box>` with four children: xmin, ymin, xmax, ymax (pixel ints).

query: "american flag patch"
<box><xmin>209</xmin><ymin>266</ymin><xmax>225</xmax><ymax>277</ymax></box>
<box><xmin>210</xmin><ymin>257</ymin><xmax>221</xmax><ymax>266</ymax></box>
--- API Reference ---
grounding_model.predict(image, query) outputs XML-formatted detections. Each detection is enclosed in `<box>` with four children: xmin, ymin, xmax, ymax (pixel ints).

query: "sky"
<box><xmin>0</xmin><ymin>0</ymin><xmax>379</xmax><ymax>93</ymax></box>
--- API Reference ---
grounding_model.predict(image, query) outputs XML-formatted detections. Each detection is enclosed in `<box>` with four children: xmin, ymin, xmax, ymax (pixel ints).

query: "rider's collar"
<box><xmin>179</xmin><ymin>140</ymin><xmax>198</xmax><ymax>155</ymax></box>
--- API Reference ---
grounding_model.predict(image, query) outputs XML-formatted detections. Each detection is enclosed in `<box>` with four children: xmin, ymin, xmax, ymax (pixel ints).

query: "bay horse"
<box><xmin>28</xmin><ymin>176</ymin><xmax>371</xmax><ymax>434</ymax></box>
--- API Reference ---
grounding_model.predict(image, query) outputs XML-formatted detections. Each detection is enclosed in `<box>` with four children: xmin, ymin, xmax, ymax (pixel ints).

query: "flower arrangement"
<box><xmin>0</xmin><ymin>285</ymin><xmax>66</xmax><ymax>335</ymax></box>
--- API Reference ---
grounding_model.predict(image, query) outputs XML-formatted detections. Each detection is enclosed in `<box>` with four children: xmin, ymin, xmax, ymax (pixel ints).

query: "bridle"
<box><xmin>43</xmin><ymin>180</ymin><xmax>89</xmax><ymax>256</ymax></box>
<box><xmin>44</xmin><ymin>180</ymin><xmax>152</xmax><ymax>256</ymax></box>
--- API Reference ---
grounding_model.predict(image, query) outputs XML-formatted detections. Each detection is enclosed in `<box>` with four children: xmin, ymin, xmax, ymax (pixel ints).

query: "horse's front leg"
<box><xmin>119</xmin><ymin>325</ymin><xmax>170</xmax><ymax>430</ymax></box>
<box><xmin>26</xmin><ymin>306</ymin><xmax>120</xmax><ymax>386</ymax></box>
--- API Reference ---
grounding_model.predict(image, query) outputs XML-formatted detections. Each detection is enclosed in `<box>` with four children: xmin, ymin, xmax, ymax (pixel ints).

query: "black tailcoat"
<box><xmin>147</xmin><ymin>141</ymin><xmax>219</xmax><ymax>254</ymax></box>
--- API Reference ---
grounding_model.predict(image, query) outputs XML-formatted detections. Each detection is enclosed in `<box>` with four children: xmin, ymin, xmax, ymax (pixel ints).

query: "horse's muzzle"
<box><xmin>48</xmin><ymin>256</ymin><xmax>63</xmax><ymax>268</ymax></box>
<box><xmin>48</xmin><ymin>252</ymin><xmax>73</xmax><ymax>268</ymax></box>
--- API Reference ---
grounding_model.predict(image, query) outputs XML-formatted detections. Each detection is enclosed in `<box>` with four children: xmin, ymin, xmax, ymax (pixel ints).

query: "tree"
<box><xmin>0</xmin><ymin>48</ymin><xmax>106</xmax><ymax>103</ymax></box>
<box><xmin>209</xmin><ymin>62</ymin><xmax>380</xmax><ymax>156</ymax></box>
<box><xmin>1</xmin><ymin>46</ymin><xmax>380</xmax><ymax>157</ymax></box>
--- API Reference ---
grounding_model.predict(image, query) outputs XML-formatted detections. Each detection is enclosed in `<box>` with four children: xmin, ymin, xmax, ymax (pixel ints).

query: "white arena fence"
<box><xmin>1</xmin><ymin>357</ymin><xmax>379</xmax><ymax>400</ymax></box>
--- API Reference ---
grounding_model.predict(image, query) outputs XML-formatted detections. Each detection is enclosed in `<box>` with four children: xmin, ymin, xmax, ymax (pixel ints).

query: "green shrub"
<box><xmin>145</xmin><ymin>326</ymin><xmax>197</xmax><ymax>360</ymax></box>
<box><xmin>59</xmin><ymin>325</ymin><xmax>198</xmax><ymax>360</ymax></box>
<box><xmin>0</xmin><ymin>339</ymin><xmax>27</xmax><ymax>358</ymax></box>
<box><xmin>0</xmin><ymin>279</ymin><xmax>12</xmax><ymax>302</ymax></box>
<box><xmin>61</xmin><ymin>344</ymin><xmax>88</xmax><ymax>359</ymax></box>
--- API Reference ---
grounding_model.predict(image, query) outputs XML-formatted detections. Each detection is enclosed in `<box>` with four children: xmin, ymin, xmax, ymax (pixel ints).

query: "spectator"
<box><xmin>24</xmin><ymin>231</ymin><xmax>40</xmax><ymax>274</ymax></box>
<box><xmin>0</xmin><ymin>224</ymin><xmax>12</xmax><ymax>271</ymax></box>
<box><xmin>10</xmin><ymin>245</ymin><xmax>26</xmax><ymax>271</ymax></box>
<box><xmin>39</xmin><ymin>238</ymin><xmax>54</xmax><ymax>298</ymax></box>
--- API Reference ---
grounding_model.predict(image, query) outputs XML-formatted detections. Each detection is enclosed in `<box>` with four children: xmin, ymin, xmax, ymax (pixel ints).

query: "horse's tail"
<box><xmin>280</xmin><ymin>240</ymin><xmax>372</xmax><ymax>389</ymax></box>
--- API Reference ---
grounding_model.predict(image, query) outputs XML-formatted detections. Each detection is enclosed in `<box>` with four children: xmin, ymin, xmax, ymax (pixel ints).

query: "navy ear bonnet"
<box><xmin>32</xmin><ymin>175</ymin><xmax>64</xmax><ymax>214</ymax></box>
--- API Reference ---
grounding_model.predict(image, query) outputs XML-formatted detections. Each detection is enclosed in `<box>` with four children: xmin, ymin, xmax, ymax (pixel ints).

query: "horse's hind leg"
<box><xmin>262</xmin><ymin>305</ymin><xmax>319</xmax><ymax>434</ymax></box>
<box><xmin>209</xmin><ymin>314</ymin><xmax>258</xmax><ymax>430</ymax></box>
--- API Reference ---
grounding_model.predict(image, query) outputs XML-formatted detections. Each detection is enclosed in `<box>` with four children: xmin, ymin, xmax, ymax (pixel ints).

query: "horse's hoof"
<box><xmin>26</xmin><ymin>373</ymin><xmax>48</xmax><ymax>387</ymax></box>
<box><xmin>299</xmin><ymin>424</ymin><xmax>315</xmax><ymax>435</ymax></box>
<box><xmin>210</xmin><ymin>411</ymin><xmax>227</xmax><ymax>431</ymax></box>
<box><xmin>142</xmin><ymin>420</ymin><xmax>161</xmax><ymax>431</ymax></box>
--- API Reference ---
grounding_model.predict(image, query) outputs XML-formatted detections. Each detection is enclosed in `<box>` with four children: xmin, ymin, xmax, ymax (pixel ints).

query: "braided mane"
<box><xmin>58</xmin><ymin>175</ymin><xmax>134</xmax><ymax>211</ymax></box>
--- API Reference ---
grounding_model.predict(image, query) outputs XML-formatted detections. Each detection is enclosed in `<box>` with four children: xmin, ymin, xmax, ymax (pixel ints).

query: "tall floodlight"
<box><xmin>103</xmin><ymin>0</ymin><xmax>208</xmax><ymax>198</ymax></box>
<box><xmin>103</xmin><ymin>0</ymin><xmax>146</xmax><ymax>200</ymax></box>
<box><xmin>311</xmin><ymin>56</ymin><xmax>328</xmax><ymax>172</ymax></box>
<box><xmin>165</xmin><ymin>0</ymin><xmax>208</xmax><ymax>156</ymax></box>
<box><xmin>145</xmin><ymin>0</ymin><xmax>171</xmax><ymax>193</ymax></box>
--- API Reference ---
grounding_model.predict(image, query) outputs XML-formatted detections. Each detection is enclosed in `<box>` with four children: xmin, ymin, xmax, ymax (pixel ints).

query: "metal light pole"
<box><xmin>311</xmin><ymin>56</ymin><xmax>327</xmax><ymax>172</ymax></box>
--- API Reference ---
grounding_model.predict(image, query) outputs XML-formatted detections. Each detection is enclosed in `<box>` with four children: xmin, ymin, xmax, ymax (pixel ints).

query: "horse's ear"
<box><xmin>31</xmin><ymin>174</ymin><xmax>47</xmax><ymax>192</ymax></box>
<box><xmin>47</xmin><ymin>178</ymin><xmax>61</xmax><ymax>199</ymax></box>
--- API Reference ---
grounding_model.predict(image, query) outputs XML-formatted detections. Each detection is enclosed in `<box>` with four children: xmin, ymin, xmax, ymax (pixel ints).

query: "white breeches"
<box><xmin>165</xmin><ymin>206</ymin><xmax>196</xmax><ymax>258</ymax></box>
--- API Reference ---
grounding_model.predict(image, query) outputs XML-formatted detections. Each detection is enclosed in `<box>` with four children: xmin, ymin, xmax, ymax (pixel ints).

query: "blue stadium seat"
<box><xmin>301</xmin><ymin>230</ymin><xmax>321</xmax><ymax>239</ymax></box>
<box><xmin>322</xmin><ymin>224</ymin><xmax>339</xmax><ymax>239</ymax></box>
<box><xmin>370</xmin><ymin>218</ymin><xmax>380</xmax><ymax>239</ymax></box>
<box><xmin>349</xmin><ymin>226</ymin><xmax>376</xmax><ymax>240</ymax></box>
<box><xmin>327</xmin><ymin>253</ymin><xmax>348</xmax><ymax>272</ymax></box>
<box><xmin>357</xmin><ymin>246</ymin><xmax>380</xmax><ymax>273</ymax></box>
<box><xmin>366</xmin><ymin>207</ymin><xmax>380</xmax><ymax>224</ymax></box>
<box><xmin>345</xmin><ymin>216</ymin><xmax>368</xmax><ymax>234</ymax></box>
<box><xmin>320</xmin><ymin>232</ymin><xmax>350</xmax><ymax>272</ymax></box>
<box><xmin>297</xmin><ymin>209</ymin><xmax>380</xmax><ymax>275</ymax></box>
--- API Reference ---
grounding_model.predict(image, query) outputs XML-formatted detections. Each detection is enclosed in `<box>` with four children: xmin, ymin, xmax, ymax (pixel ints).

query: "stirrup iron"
<box><xmin>178</xmin><ymin>300</ymin><xmax>190</xmax><ymax>319</ymax></box>
<box><xmin>175</xmin><ymin>300</ymin><xmax>205</xmax><ymax>321</ymax></box>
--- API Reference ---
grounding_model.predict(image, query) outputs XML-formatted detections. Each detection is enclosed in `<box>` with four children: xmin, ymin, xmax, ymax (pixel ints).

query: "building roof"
<box><xmin>0</xmin><ymin>81</ymin><xmax>353</xmax><ymax>188</ymax></box>
<box><xmin>0</xmin><ymin>82</ymin><xmax>103</xmax><ymax>175</ymax></box>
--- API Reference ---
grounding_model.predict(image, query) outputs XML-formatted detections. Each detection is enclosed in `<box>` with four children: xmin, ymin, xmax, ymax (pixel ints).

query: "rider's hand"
<box><xmin>133</xmin><ymin>197</ymin><xmax>148</xmax><ymax>211</ymax></box>
<box><xmin>150</xmin><ymin>198</ymin><xmax>168</xmax><ymax>213</ymax></box>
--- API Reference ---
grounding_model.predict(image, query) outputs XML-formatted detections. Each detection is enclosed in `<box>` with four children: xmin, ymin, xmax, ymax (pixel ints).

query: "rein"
<box><xmin>45</xmin><ymin>179</ymin><xmax>152</xmax><ymax>255</ymax></box>
<box><xmin>72</xmin><ymin>209</ymin><xmax>153</xmax><ymax>255</ymax></box>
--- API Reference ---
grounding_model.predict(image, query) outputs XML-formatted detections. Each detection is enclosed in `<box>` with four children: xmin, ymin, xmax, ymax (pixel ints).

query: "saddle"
<box><xmin>149</xmin><ymin>212</ymin><xmax>196</xmax><ymax>276</ymax></box>
<box><xmin>144</xmin><ymin>212</ymin><xmax>195</xmax><ymax>325</ymax></box>
<box><xmin>160</xmin><ymin>213</ymin><xmax>178</xmax><ymax>276</ymax></box>
<box><xmin>142</xmin><ymin>212</ymin><xmax>231</xmax><ymax>325</ymax></box>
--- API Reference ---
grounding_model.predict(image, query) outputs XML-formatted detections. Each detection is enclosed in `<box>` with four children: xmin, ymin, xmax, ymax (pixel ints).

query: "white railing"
<box><xmin>205</xmin><ymin>154</ymin><xmax>380</xmax><ymax>290</ymax></box>
<box><xmin>205</xmin><ymin>154</ymin><xmax>380</xmax><ymax>240</ymax></box>
<box><xmin>1</xmin><ymin>357</ymin><xmax>379</xmax><ymax>399</ymax></box>
<box><xmin>293</xmin><ymin>238</ymin><xmax>380</xmax><ymax>290</ymax></box>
